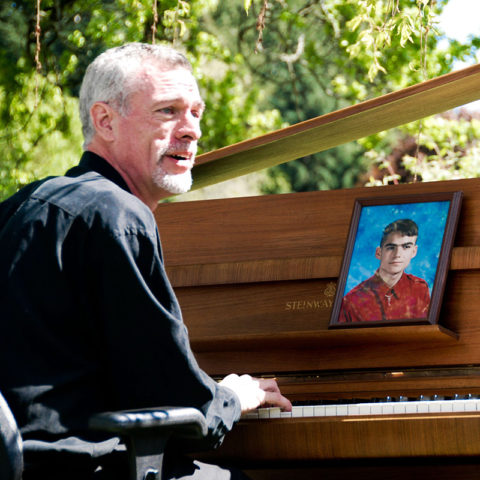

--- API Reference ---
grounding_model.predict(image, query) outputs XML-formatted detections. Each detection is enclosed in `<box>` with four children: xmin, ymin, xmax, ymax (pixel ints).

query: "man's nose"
<box><xmin>176</xmin><ymin>113</ymin><xmax>202</xmax><ymax>141</ymax></box>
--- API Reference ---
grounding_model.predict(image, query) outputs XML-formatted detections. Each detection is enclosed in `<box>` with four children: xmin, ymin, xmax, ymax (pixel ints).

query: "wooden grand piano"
<box><xmin>154</xmin><ymin>64</ymin><xmax>480</xmax><ymax>479</ymax></box>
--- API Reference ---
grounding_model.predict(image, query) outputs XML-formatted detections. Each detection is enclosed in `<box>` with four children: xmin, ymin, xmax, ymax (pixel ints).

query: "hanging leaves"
<box><xmin>162</xmin><ymin>0</ymin><xmax>191</xmax><ymax>43</ymax></box>
<box><xmin>343</xmin><ymin>0</ymin><xmax>437</xmax><ymax>82</ymax></box>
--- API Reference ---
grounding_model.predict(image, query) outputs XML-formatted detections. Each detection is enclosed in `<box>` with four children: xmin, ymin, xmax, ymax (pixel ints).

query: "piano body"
<box><xmin>154</xmin><ymin>64</ymin><xmax>480</xmax><ymax>479</ymax></box>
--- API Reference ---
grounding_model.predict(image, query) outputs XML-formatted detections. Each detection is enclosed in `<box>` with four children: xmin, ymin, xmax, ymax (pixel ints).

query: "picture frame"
<box><xmin>329</xmin><ymin>191</ymin><xmax>463</xmax><ymax>329</ymax></box>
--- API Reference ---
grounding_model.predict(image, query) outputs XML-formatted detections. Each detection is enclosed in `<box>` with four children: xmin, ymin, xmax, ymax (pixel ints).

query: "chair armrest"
<box><xmin>89</xmin><ymin>406</ymin><xmax>207</xmax><ymax>438</ymax></box>
<box><xmin>89</xmin><ymin>407</ymin><xmax>207</xmax><ymax>480</ymax></box>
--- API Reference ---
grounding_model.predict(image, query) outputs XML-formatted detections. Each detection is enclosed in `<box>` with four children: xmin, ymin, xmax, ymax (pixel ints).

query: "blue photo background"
<box><xmin>343</xmin><ymin>201</ymin><xmax>451</xmax><ymax>296</ymax></box>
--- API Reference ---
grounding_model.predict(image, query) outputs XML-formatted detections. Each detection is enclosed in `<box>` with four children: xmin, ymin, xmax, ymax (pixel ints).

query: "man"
<box><xmin>0</xmin><ymin>43</ymin><xmax>291</xmax><ymax>479</ymax></box>
<box><xmin>339</xmin><ymin>219</ymin><xmax>430</xmax><ymax>323</ymax></box>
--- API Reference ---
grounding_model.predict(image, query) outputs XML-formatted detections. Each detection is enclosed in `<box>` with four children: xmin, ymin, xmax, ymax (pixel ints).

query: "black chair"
<box><xmin>0</xmin><ymin>390</ymin><xmax>207</xmax><ymax>480</ymax></box>
<box><xmin>0</xmin><ymin>391</ymin><xmax>23</xmax><ymax>480</ymax></box>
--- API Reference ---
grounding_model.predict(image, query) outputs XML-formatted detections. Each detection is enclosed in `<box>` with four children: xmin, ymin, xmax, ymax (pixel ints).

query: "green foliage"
<box><xmin>0</xmin><ymin>0</ymin><xmax>282</xmax><ymax>200</ymax></box>
<box><xmin>362</xmin><ymin>113</ymin><xmax>480</xmax><ymax>187</ymax></box>
<box><xmin>0</xmin><ymin>72</ymin><xmax>83</xmax><ymax>199</ymax></box>
<box><xmin>341</xmin><ymin>0</ymin><xmax>438</xmax><ymax>82</ymax></box>
<box><xmin>206</xmin><ymin>0</ymin><xmax>476</xmax><ymax>193</ymax></box>
<box><xmin>403</xmin><ymin>115</ymin><xmax>480</xmax><ymax>181</ymax></box>
<box><xmin>0</xmin><ymin>0</ymin><xmax>479</xmax><ymax>201</ymax></box>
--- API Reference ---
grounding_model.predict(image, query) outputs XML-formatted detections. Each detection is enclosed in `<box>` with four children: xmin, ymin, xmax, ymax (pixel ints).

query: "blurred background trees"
<box><xmin>1</xmin><ymin>0</ymin><xmax>479</xmax><ymax>201</ymax></box>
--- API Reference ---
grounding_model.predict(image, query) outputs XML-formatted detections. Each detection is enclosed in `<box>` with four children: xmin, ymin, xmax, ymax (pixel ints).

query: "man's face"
<box><xmin>375</xmin><ymin>232</ymin><xmax>418</xmax><ymax>277</ymax></box>
<box><xmin>111</xmin><ymin>63</ymin><xmax>204</xmax><ymax>202</ymax></box>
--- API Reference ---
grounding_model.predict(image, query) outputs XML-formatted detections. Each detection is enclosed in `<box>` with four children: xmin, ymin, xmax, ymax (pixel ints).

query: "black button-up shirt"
<box><xmin>0</xmin><ymin>151</ymin><xmax>240</xmax><ymax>475</ymax></box>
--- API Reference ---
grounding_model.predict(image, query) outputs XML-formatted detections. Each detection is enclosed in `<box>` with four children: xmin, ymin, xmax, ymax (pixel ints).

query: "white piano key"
<box><xmin>337</xmin><ymin>405</ymin><xmax>349</xmax><ymax>416</ymax></box>
<box><xmin>269</xmin><ymin>407</ymin><xmax>281</xmax><ymax>418</ymax></box>
<box><xmin>325</xmin><ymin>405</ymin><xmax>337</xmax><ymax>416</ymax></box>
<box><xmin>405</xmin><ymin>402</ymin><xmax>419</xmax><ymax>414</ymax></box>
<box><xmin>417</xmin><ymin>402</ymin><xmax>430</xmax><ymax>413</ymax></box>
<box><xmin>346</xmin><ymin>405</ymin><xmax>360</xmax><ymax>416</ymax></box>
<box><xmin>452</xmin><ymin>400</ymin><xmax>467</xmax><ymax>412</ymax></box>
<box><xmin>381</xmin><ymin>404</ymin><xmax>394</xmax><ymax>414</ymax></box>
<box><xmin>245</xmin><ymin>397</ymin><xmax>480</xmax><ymax>420</ymax></box>
<box><xmin>462</xmin><ymin>399</ymin><xmax>479</xmax><ymax>412</ymax></box>
<box><xmin>393</xmin><ymin>403</ymin><xmax>407</xmax><ymax>414</ymax></box>
<box><xmin>314</xmin><ymin>405</ymin><xmax>326</xmax><ymax>417</ymax></box>
<box><xmin>302</xmin><ymin>406</ymin><xmax>314</xmax><ymax>417</ymax></box>
<box><xmin>292</xmin><ymin>406</ymin><xmax>304</xmax><ymax>417</ymax></box>
<box><xmin>428</xmin><ymin>402</ymin><xmax>441</xmax><ymax>413</ymax></box>
<box><xmin>258</xmin><ymin>408</ymin><xmax>270</xmax><ymax>419</ymax></box>
<box><xmin>440</xmin><ymin>401</ymin><xmax>453</xmax><ymax>412</ymax></box>
<box><xmin>358</xmin><ymin>403</ymin><xmax>372</xmax><ymax>415</ymax></box>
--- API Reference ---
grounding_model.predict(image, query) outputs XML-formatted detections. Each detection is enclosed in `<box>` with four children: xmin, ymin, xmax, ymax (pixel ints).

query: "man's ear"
<box><xmin>90</xmin><ymin>102</ymin><xmax>115</xmax><ymax>142</ymax></box>
<box><xmin>375</xmin><ymin>246</ymin><xmax>382</xmax><ymax>260</ymax></box>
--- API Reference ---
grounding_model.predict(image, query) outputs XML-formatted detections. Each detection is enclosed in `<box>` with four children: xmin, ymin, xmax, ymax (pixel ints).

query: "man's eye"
<box><xmin>158</xmin><ymin>107</ymin><xmax>174</xmax><ymax>114</ymax></box>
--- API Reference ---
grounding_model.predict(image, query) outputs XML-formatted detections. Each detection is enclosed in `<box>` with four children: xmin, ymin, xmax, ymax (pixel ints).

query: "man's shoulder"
<box><xmin>344</xmin><ymin>275</ymin><xmax>378</xmax><ymax>301</ymax></box>
<box><xmin>3</xmin><ymin>171</ymin><xmax>155</xmax><ymax>236</ymax></box>
<box><xmin>31</xmin><ymin>170</ymin><xmax>129</xmax><ymax>210</ymax></box>
<box><xmin>38</xmin><ymin>171</ymin><xmax>148</xmax><ymax>215</ymax></box>
<box><xmin>402</xmin><ymin>272</ymin><xmax>429</xmax><ymax>289</ymax></box>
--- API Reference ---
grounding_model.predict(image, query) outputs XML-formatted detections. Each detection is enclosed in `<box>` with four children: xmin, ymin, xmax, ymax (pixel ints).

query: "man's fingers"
<box><xmin>220</xmin><ymin>373</ymin><xmax>292</xmax><ymax>413</ymax></box>
<box><xmin>257</xmin><ymin>377</ymin><xmax>281</xmax><ymax>393</ymax></box>
<box><xmin>261</xmin><ymin>390</ymin><xmax>292</xmax><ymax>412</ymax></box>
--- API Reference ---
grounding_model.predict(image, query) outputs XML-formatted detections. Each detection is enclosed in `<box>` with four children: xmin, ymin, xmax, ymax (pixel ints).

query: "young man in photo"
<box><xmin>339</xmin><ymin>219</ymin><xmax>431</xmax><ymax>323</ymax></box>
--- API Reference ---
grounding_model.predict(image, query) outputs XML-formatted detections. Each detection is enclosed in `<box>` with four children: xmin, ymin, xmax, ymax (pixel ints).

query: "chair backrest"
<box><xmin>0</xmin><ymin>391</ymin><xmax>23</xmax><ymax>480</ymax></box>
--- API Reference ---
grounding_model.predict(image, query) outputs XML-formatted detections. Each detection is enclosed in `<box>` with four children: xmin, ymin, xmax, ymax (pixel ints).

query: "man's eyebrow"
<box><xmin>384</xmin><ymin>242</ymin><xmax>415</xmax><ymax>247</ymax></box>
<box><xmin>155</xmin><ymin>97</ymin><xmax>205</xmax><ymax>110</ymax></box>
<box><xmin>196</xmin><ymin>100</ymin><xmax>206</xmax><ymax>113</ymax></box>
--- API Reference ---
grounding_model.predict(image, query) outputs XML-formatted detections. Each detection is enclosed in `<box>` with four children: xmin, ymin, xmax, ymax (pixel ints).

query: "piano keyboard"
<box><xmin>243</xmin><ymin>396</ymin><xmax>480</xmax><ymax>419</ymax></box>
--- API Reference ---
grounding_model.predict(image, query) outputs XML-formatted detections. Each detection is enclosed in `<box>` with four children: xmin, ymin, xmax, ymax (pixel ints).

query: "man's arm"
<box><xmin>78</xmin><ymin>206</ymin><xmax>289</xmax><ymax>449</ymax></box>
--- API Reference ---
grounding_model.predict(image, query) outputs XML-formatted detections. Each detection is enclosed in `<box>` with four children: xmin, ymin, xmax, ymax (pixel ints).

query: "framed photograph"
<box><xmin>329</xmin><ymin>191</ymin><xmax>463</xmax><ymax>329</ymax></box>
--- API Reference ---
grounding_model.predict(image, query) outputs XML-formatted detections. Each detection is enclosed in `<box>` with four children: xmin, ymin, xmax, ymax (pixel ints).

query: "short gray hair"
<box><xmin>79</xmin><ymin>42</ymin><xmax>192</xmax><ymax>147</ymax></box>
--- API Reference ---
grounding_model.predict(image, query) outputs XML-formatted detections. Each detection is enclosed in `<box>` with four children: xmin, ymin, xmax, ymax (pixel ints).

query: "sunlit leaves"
<box><xmin>1</xmin><ymin>0</ymin><xmax>480</xmax><ymax>200</ymax></box>
<box><xmin>342</xmin><ymin>0</ymin><xmax>437</xmax><ymax>82</ymax></box>
<box><xmin>0</xmin><ymin>72</ymin><xmax>82</xmax><ymax>199</ymax></box>
<box><xmin>402</xmin><ymin>115</ymin><xmax>480</xmax><ymax>181</ymax></box>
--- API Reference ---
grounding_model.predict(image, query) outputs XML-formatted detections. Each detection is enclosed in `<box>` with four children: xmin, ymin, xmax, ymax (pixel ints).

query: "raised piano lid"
<box><xmin>190</xmin><ymin>63</ymin><xmax>480</xmax><ymax>191</ymax></box>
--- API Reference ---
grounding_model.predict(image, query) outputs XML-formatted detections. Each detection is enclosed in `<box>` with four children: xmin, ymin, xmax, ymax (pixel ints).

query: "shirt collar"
<box><xmin>373</xmin><ymin>270</ymin><xmax>406</xmax><ymax>293</ymax></box>
<box><xmin>68</xmin><ymin>151</ymin><xmax>132</xmax><ymax>194</ymax></box>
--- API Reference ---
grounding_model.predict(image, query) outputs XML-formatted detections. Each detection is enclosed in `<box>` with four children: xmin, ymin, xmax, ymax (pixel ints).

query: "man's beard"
<box><xmin>152</xmin><ymin>163</ymin><xmax>193</xmax><ymax>194</ymax></box>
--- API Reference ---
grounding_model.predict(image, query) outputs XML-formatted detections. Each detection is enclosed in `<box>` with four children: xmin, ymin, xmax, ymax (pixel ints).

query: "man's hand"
<box><xmin>219</xmin><ymin>374</ymin><xmax>292</xmax><ymax>413</ymax></box>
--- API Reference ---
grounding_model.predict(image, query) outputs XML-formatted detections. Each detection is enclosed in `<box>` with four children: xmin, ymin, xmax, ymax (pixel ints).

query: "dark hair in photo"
<box><xmin>380</xmin><ymin>218</ymin><xmax>418</xmax><ymax>247</ymax></box>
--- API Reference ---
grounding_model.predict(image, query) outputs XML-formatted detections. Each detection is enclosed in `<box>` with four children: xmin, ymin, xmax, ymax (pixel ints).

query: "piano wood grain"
<box><xmin>203</xmin><ymin>413</ymin><xmax>480</xmax><ymax>461</ymax></box>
